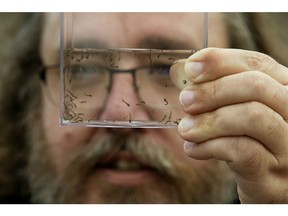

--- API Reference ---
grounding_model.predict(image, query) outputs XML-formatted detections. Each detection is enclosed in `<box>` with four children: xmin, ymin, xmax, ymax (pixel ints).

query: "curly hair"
<box><xmin>0</xmin><ymin>12</ymin><xmax>287</xmax><ymax>203</ymax></box>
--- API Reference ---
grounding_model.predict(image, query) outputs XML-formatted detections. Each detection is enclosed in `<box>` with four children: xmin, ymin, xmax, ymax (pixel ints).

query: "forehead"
<box><xmin>71</xmin><ymin>13</ymin><xmax>205</xmax><ymax>47</ymax></box>
<box><xmin>40</xmin><ymin>13</ymin><xmax>228</xmax><ymax>64</ymax></box>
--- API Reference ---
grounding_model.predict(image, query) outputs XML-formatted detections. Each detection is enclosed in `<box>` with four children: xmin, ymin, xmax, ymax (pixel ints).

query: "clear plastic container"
<box><xmin>60</xmin><ymin>13</ymin><xmax>208</xmax><ymax>128</ymax></box>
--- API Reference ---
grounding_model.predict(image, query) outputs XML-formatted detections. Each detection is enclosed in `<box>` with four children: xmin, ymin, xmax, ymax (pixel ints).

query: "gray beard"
<box><xmin>25</xmin><ymin>115</ymin><xmax>236</xmax><ymax>204</ymax></box>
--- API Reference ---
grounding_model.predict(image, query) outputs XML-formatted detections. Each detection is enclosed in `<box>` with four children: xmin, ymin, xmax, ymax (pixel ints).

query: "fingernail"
<box><xmin>184</xmin><ymin>141</ymin><xmax>195</xmax><ymax>151</ymax></box>
<box><xmin>179</xmin><ymin>90</ymin><xmax>195</xmax><ymax>107</ymax></box>
<box><xmin>185</xmin><ymin>62</ymin><xmax>203</xmax><ymax>78</ymax></box>
<box><xmin>179</xmin><ymin>117</ymin><xmax>194</xmax><ymax>132</ymax></box>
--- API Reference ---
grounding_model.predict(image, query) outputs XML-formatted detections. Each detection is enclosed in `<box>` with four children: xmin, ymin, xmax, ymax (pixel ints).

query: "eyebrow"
<box><xmin>138</xmin><ymin>35</ymin><xmax>195</xmax><ymax>50</ymax></box>
<box><xmin>71</xmin><ymin>36</ymin><xmax>194</xmax><ymax>50</ymax></box>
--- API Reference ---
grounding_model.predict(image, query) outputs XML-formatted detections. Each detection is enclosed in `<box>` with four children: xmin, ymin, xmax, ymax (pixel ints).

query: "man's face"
<box><xmin>29</xmin><ymin>13</ymin><xmax>236</xmax><ymax>203</ymax></box>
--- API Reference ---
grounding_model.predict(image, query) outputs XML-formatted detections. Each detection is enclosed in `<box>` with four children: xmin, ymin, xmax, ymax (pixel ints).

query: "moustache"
<box><xmin>65</xmin><ymin>131</ymin><xmax>179</xmax><ymax>180</ymax></box>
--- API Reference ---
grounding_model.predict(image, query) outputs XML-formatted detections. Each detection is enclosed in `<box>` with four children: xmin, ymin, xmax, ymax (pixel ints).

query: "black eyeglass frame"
<box><xmin>39</xmin><ymin>63</ymin><xmax>172</xmax><ymax>92</ymax></box>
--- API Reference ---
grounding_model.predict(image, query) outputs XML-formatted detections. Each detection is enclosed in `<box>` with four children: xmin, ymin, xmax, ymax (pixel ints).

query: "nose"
<box><xmin>100</xmin><ymin>73</ymin><xmax>150</xmax><ymax>124</ymax></box>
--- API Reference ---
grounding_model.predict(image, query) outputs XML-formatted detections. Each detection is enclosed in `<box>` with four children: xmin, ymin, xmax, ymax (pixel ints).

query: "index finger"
<box><xmin>171</xmin><ymin>48</ymin><xmax>288</xmax><ymax>86</ymax></box>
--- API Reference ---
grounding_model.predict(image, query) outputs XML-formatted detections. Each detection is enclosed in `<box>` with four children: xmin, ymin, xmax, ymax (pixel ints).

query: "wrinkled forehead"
<box><xmin>40</xmin><ymin>13</ymin><xmax>228</xmax><ymax>65</ymax></box>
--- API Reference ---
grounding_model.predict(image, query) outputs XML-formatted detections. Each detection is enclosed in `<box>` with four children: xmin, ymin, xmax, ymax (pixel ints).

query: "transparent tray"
<box><xmin>60</xmin><ymin>13</ymin><xmax>208</xmax><ymax>128</ymax></box>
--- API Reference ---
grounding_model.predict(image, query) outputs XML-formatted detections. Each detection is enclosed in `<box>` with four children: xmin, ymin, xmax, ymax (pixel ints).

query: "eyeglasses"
<box><xmin>40</xmin><ymin>63</ymin><xmax>178</xmax><ymax>108</ymax></box>
<box><xmin>40</xmin><ymin>49</ymin><xmax>194</xmax><ymax>124</ymax></box>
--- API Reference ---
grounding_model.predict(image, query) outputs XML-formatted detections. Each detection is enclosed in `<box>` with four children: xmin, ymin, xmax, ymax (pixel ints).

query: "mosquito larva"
<box><xmin>88</xmin><ymin>116</ymin><xmax>98</xmax><ymax>122</ymax></box>
<box><xmin>164</xmin><ymin>98</ymin><xmax>168</xmax><ymax>105</ymax></box>
<box><xmin>122</xmin><ymin>98</ymin><xmax>130</xmax><ymax>107</ymax></box>
<box><xmin>64</xmin><ymin>49</ymin><xmax>70</xmax><ymax>57</ymax></box>
<box><xmin>73</xmin><ymin>118</ymin><xmax>83</xmax><ymax>123</ymax></box>
<box><xmin>76</xmin><ymin>54</ymin><xmax>84</xmax><ymax>62</ymax></box>
<box><xmin>67</xmin><ymin>89</ymin><xmax>77</xmax><ymax>99</ymax></box>
<box><xmin>136</xmin><ymin>100</ymin><xmax>146</xmax><ymax>106</ymax></box>
<box><xmin>80</xmin><ymin>101</ymin><xmax>87</xmax><ymax>104</ymax></box>
<box><xmin>165</xmin><ymin>120</ymin><xmax>171</xmax><ymax>125</ymax></box>
<box><xmin>102</xmin><ymin>53</ymin><xmax>107</xmax><ymax>61</ymax></box>
<box><xmin>70</xmin><ymin>110</ymin><xmax>84</xmax><ymax>123</ymax></box>
<box><xmin>85</xmin><ymin>51</ymin><xmax>91</xmax><ymax>59</ymax></box>
<box><xmin>69</xmin><ymin>101</ymin><xmax>77</xmax><ymax>109</ymax></box>
<box><xmin>63</xmin><ymin>113</ymin><xmax>73</xmax><ymax>120</ymax></box>
<box><xmin>110</xmin><ymin>63</ymin><xmax>119</xmax><ymax>68</ymax></box>
<box><xmin>160</xmin><ymin>114</ymin><xmax>167</xmax><ymax>123</ymax></box>
<box><xmin>129</xmin><ymin>113</ymin><xmax>132</xmax><ymax>123</ymax></box>
<box><xmin>147</xmin><ymin>50</ymin><xmax>152</xmax><ymax>59</ymax></box>
<box><xmin>157</xmin><ymin>50</ymin><xmax>163</xmax><ymax>59</ymax></box>
<box><xmin>164</xmin><ymin>81</ymin><xmax>168</xmax><ymax>88</ymax></box>
<box><xmin>148</xmin><ymin>49</ymin><xmax>152</xmax><ymax>68</ymax></box>
<box><xmin>84</xmin><ymin>93</ymin><xmax>93</xmax><ymax>97</ymax></box>
<box><xmin>64</xmin><ymin>109</ymin><xmax>79</xmax><ymax>122</ymax></box>
<box><xmin>118</xmin><ymin>51</ymin><xmax>121</xmax><ymax>61</ymax></box>
<box><xmin>108</xmin><ymin>51</ymin><xmax>114</xmax><ymax>63</ymax></box>
<box><xmin>65</xmin><ymin>97</ymin><xmax>76</xmax><ymax>109</ymax></box>
<box><xmin>173</xmin><ymin>120</ymin><xmax>179</xmax><ymax>125</ymax></box>
<box><xmin>183</xmin><ymin>80</ymin><xmax>187</xmax><ymax>84</ymax></box>
<box><xmin>162</xmin><ymin>111</ymin><xmax>173</xmax><ymax>124</ymax></box>
<box><xmin>168</xmin><ymin>110</ymin><xmax>172</xmax><ymax>120</ymax></box>
<box><xmin>65</xmin><ymin>48</ymin><xmax>74</xmax><ymax>60</ymax></box>
<box><xmin>173</xmin><ymin>118</ymin><xmax>181</xmax><ymax>125</ymax></box>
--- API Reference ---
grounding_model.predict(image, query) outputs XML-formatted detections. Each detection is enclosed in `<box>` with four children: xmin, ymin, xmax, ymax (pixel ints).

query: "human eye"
<box><xmin>149</xmin><ymin>64</ymin><xmax>171</xmax><ymax>76</ymax></box>
<box><xmin>147</xmin><ymin>64</ymin><xmax>175</xmax><ymax>87</ymax></box>
<box><xmin>67</xmin><ymin>64</ymin><xmax>107</xmax><ymax>89</ymax></box>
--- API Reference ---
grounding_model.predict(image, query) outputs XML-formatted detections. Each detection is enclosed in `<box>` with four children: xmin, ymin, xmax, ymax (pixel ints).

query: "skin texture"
<box><xmin>170</xmin><ymin>48</ymin><xmax>288</xmax><ymax>203</ymax></box>
<box><xmin>30</xmin><ymin>13</ymin><xmax>239</xmax><ymax>203</ymax></box>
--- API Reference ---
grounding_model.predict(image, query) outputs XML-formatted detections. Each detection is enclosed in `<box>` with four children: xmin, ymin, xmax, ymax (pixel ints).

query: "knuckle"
<box><xmin>245</xmin><ymin>72</ymin><xmax>269</xmax><ymax>97</ymax></box>
<box><xmin>205</xmin><ymin>48</ymin><xmax>220</xmax><ymax>57</ymax></box>
<box><xmin>212</xmin><ymin>108</ymin><xmax>225</xmax><ymax>132</ymax></box>
<box><xmin>265</xmin><ymin>112</ymin><xmax>282</xmax><ymax>137</ymax></box>
<box><xmin>278</xmin><ymin>86</ymin><xmax>288</xmax><ymax>109</ymax></box>
<box><xmin>195</xmin><ymin>48</ymin><xmax>222</xmax><ymax>73</ymax></box>
<box><xmin>198</xmin><ymin>81</ymin><xmax>219</xmax><ymax>110</ymax></box>
<box><xmin>246</xmin><ymin>51</ymin><xmax>277</xmax><ymax>72</ymax></box>
<box><xmin>245</xmin><ymin>101</ymin><xmax>283</xmax><ymax>141</ymax></box>
<box><xmin>211</xmin><ymin>79</ymin><xmax>220</xmax><ymax>106</ymax></box>
<box><xmin>245</xmin><ymin>101</ymin><xmax>264</xmax><ymax>123</ymax></box>
<box><xmin>203</xmin><ymin>48</ymin><xmax>222</xmax><ymax>63</ymax></box>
